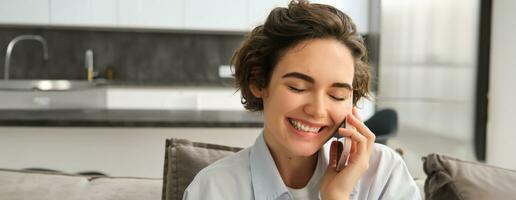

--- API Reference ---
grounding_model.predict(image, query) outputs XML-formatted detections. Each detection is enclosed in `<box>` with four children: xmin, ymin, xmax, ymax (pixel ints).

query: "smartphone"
<box><xmin>331</xmin><ymin>118</ymin><xmax>354</xmax><ymax>172</ymax></box>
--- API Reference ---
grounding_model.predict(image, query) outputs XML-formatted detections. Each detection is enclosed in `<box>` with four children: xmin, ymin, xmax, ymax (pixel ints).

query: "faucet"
<box><xmin>3</xmin><ymin>35</ymin><xmax>49</xmax><ymax>80</ymax></box>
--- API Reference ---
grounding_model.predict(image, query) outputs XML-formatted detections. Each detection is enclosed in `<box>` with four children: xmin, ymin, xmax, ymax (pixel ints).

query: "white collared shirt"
<box><xmin>285</xmin><ymin>150</ymin><xmax>324</xmax><ymax>200</ymax></box>
<box><xmin>183</xmin><ymin>132</ymin><xmax>421</xmax><ymax>200</ymax></box>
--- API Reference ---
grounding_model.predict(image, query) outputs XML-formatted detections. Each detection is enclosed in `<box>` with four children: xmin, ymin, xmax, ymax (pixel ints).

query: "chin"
<box><xmin>287</xmin><ymin>138</ymin><xmax>322</xmax><ymax>157</ymax></box>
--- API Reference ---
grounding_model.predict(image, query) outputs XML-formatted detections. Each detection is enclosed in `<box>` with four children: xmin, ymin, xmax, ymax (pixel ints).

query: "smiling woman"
<box><xmin>183</xmin><ymin>1</ymin><xmax>421</xmax><ymax>200</ymax></box>
<box><xmin>249</xmin><ymin>38</ymin><xmax>355</xmax><ymax>160</ymax></box>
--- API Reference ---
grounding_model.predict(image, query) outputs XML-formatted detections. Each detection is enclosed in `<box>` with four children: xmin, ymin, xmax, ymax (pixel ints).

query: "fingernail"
<box><xmin>330</xmin><ymin>141</ymin><xmax>338</xmax><ymax>168</ymax></box>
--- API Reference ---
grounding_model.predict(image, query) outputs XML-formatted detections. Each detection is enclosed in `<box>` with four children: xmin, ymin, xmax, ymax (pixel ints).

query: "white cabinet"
<box><xmin>118</xmin><ymin>0</ymin><xmax>184</xmax><ymax>29</ymax></box>
<box><xmin>248</xmin><ymin>0</ymin><xmax>289</xmax><ymax>29</ymax></box>
<box><xmin>310</xmin><ymin>0</ymin><xmax>338</xmax><ymax>5</ymax></box>
<box><xmin>247</xmin><ymin>0</ymin><xmax>369</xmax><ymax>33</ymax></box>
<box><xmin>335</xmin><ymin>0</ymin><xmax>369</xmax><ymax>33</ymax></box>
<box><xmin>1</xmin><ymin>0</ymin><xmax>368</xmax><ymax>33</ymax></box>
<box><xmin>106</xmin><ymin>88</ymin><xmax>199</xmax><ymax>110</ymax></box>
<box><xmin>184</xmin><ymin>0</ymin><xmax>248</xmax><ymax>32</ymax></box>
<box><xmin>0</xmin><ymin>0</ymin><xmax>50</xmax><ymax>25</ymax></box>
<box><xmin>50</xmin><ymin>0</ymin><xmax>117</xmax><ymax>27</ymax></box>
<box><xmin>106</xmin><ymin>87</ymin><xmax>244</xmax><ymax>111</ymax></box>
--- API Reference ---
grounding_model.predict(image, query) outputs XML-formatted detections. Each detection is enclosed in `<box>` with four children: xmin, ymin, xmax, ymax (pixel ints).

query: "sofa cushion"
<box><xmin>162</xmin><ymin>138</ymin><xmax>242</xmax><ymax>200</ymax></box>
<box><xmin>423</xmin><ymin>153</ymin><xmax>516</xmax><ymax>200</ymax></box>
<box><xmin>0</xmin><ymin>168</ymin><xmax>162</xmax><ymax>200</ymax></box>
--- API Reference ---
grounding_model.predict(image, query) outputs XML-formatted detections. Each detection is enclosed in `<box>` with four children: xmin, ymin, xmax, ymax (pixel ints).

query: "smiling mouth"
<box><xmin>288</xmin><ymin>118</ymin><xmax>326</xmax><ymax>133</ymax></box>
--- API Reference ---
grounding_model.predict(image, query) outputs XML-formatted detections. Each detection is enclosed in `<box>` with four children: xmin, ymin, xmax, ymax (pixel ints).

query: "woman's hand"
<box><xmin>320</xmin><ymin>107</ymin><xmax>376</xmax><ymax>200</ymax></box>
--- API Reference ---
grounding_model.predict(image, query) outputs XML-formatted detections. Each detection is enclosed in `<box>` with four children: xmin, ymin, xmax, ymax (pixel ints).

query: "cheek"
<box><xmin>338</xmin><ymin>93</ymin><xmax>354</xmax><ymax>119</ymax></box>
<box><xmin>268</xmin><ymin>89</ymin><xmax>303</xmax><ymax>113</ymax></box>
<box><xmin>329</xmin><ymin>100</ymin><xmax>353</xmax><ymax>124</ymax></box>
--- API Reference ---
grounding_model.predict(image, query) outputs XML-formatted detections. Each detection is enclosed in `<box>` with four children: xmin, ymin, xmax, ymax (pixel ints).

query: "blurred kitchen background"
<box><xmin>0</xmin><ymin>0</ymin><xmax>514</xmax><ymax>180</ymax></box>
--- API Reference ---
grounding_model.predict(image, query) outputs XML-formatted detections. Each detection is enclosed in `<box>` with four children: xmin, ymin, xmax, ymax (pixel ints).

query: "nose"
<box><xmin>303</xmin><ymin>93</ymin><xmax>327</xmax><ymax>119</ymax></box>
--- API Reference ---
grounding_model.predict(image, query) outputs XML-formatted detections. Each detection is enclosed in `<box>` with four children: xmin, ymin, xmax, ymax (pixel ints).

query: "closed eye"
<box><xmin>330</xmin><ymin>95</ymin><xmax>346</xmax><ymax>101</ymax></box>
<box><xmin>288</xmin><ymin>86</ymin><xmax>305</xmax><ymax>92</ymax></box>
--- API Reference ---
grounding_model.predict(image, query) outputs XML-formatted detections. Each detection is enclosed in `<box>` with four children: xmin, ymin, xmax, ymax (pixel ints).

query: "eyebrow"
<box><xmin>281</xmin><ymin>72</ymin><xmax>353</xmax><ymax>90</ymax></box>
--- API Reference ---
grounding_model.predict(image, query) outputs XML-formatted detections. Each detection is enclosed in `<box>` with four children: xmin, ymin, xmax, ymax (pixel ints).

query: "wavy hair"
<box><xmin>232</xmin><ymin>0</ymin><xmax>370</xmax><ymax>111</ymax></box>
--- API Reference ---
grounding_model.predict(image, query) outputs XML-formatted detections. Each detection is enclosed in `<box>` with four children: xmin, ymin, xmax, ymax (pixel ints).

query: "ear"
<box><xmin>249</xmin><ymin>83</ymin><xmax>263</xmax><ymax>98</ymax></box>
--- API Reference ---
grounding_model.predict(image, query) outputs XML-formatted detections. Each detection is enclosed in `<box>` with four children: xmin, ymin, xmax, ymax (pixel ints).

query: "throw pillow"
<box><xmin>423</xmin><ymin>153</ymin><xmax>516</xmax><ymax>200</ymax></box>
<box><xmin>162</xmin><ymin>138</ymin><xmax>242</xmax><ymax>200</ymax></box>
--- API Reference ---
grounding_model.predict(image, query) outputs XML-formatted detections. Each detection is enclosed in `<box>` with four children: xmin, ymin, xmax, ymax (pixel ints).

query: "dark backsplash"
<box><xmin>0</xmin><ymin>27</ymin><xmax>244</xmax><ymax>86</ymax></box>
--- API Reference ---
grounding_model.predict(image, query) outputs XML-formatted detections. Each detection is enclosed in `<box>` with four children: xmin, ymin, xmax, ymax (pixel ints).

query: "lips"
<box><xmin>288</xmin><ymin>118</ymin><xmax>326</xmax><ymax>133</ymax></box>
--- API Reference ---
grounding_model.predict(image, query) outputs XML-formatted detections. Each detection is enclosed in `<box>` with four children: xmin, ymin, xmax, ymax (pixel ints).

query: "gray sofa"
<box><xmin>0</xmin><ymin>168</ymin><xmax>162</xmax><ymax>200</ymax></box>
<box><xmin>3</xmin><ymin>138</ymin><xmax>516</xmax><ymax>200</ymax></box>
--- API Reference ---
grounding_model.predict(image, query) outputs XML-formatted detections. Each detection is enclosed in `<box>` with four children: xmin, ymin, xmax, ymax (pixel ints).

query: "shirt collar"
<box><xmin>250</xmin><ymin>133</ymin><xmax>359</xmax><ymax>199</ymax></box>
<box><xmin>250</xmin><ymin>132</ymin><xmax>291</xmax><ymax>200</ymax></box>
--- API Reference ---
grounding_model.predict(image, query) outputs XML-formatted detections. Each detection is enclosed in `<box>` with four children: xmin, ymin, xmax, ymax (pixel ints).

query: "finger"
<box><xmin>351</xmin><ymin>140</ymin><xmax>358</xmax><ymax>154</ymax></box>
<box><xmin>338</xmin><ymin>128</ymin><xmax>367</xmax><ymax>156</ymax></box>
<box><xmin>349</xmin><ymin>140</ymin><xmax>357</xmax><ymax>161</ymax></box>
<box><xmin>346</xmin><ymin>114</ymin><xmax>376</xmax><ymax>146</ymax></box>
<box><xmin>351</xmin><ymin>131</ymin><xmax>367</xmax><ymax>156</ymax></box>
<box><xmin>330</xmin><ymin>140</ymin><xmax>338</xmax><ymax>168</ymax></box>
<box><xmin>352</xmin><ymin>107</ymin><xmax>362</xmax><ymax>121</ymax></box>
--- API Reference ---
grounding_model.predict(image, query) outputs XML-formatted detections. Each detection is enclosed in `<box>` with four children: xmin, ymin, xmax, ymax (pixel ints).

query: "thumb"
<box><xmin>321</xmin><ymin>141</ymin><xmax>339</xmax><ymax>190</ymax></box>
<box><xmin>320</xmin><ymin>164</ymin><xmax>338</xmax><ymax>191</ymax></box>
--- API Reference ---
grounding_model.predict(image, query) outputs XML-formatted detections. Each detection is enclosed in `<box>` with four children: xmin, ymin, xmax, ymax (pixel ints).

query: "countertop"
<box><xmin>0</xmin><ymin>109</ymin><xmax>263</xmax><ymax>127</ymax></box>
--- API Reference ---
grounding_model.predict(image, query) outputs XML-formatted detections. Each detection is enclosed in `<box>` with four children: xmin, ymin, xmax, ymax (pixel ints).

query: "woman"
<box><xmin>184</xmin><ymin>1</ymin><xmax>420</xmax><ymax>199</ymax></box>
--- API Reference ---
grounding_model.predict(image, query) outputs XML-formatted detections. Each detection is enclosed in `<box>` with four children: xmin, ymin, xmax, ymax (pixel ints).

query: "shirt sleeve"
<box><xmin>182</xmin><ymin>170</ymin><xmax>226</xmax><ymax>200</ymax></box>
<box><xmin>373</xmin><ymin>146</ymin><xmax>422</xmax><ymax>200</ymax></box>
<box><xmin>182</xmin><ymin>166</ymin><xmax>253</xmax><ymax>200</ymax></box>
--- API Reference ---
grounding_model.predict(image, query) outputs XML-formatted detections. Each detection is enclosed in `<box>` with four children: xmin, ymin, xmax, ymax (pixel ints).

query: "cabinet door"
<box><xmin>0</xmin><ymin>0</ymin><xmax>49</xmax><ymax>25</ymax></box>
<box><xmin>248</xmin><ymin>0</ymin><xmax>289</xmax><ymax>30</ymax></box>
<box><xmin>335</xmin><ymin>0</ymin><xmax>369</xmax><ymax>33</ymax></box>
<box><xmin>50</xmin><ymin>0</ymin><xmax>117</xmax><ymax>27</ymax></box>
<box><xmin>307</xmin><ymin>0</ymin><xmax>369</xmax><ymax>33</ymax></box>
<box><xmin>118</xmin><ymin>0</ymin><xmax>184</xmax><ymax>29</ymax></box>
<box><xmin>185</xmin><ymin>0</ymin><xmax>247</xmax><ymax>32</ymax></box>
<box><xmin>310</xmin><ymin>0</ymin><xmax>338</xmax><ymax>6</ymax></box>
<box><xmin>248</xmin><ymin>0</ymin><xmax>369</xmax><ymax>34</ymax></box>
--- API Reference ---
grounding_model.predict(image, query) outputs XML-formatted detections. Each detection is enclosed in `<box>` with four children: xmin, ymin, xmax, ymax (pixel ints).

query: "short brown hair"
<box><xmin>232</xmin><ymin>0</ymin><xmax>370</xmax><ymax>111</ymax></box>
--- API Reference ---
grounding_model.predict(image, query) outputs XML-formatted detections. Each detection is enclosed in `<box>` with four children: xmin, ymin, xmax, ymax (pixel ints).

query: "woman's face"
<box><xmin>252</xmin><ymin>38</ymin><xmax>355</xmax><ymax>157</ymax></box>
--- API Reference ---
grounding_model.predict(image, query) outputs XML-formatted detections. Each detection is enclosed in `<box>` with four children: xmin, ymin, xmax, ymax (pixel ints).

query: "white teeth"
<box><xmin>289</xmin><ymin>119</ymin><xmax>321</xmax><ymax>133</ymax></box>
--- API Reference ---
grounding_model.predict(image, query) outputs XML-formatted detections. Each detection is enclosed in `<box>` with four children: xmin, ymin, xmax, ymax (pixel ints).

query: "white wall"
<box><xmin>486</xmin><ymin>0</ymin><xmax>516</xmax><ymax>169</ymax></box>
<box><xmin>0</xmin><ymin>127</ymin><xmax>261</xmax><ymax>178</ymax></box>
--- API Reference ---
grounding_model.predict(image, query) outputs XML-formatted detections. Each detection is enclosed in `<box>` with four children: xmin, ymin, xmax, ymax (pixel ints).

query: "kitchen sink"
<box><xmin>0</xmin><ymin>79</ymin><xmax>107</xmax><ymax>91</ymax></box>
<box><xmin>0</xmin><ymin>79</ymin><xmax>108</xmax><ymax>109</ymax></box>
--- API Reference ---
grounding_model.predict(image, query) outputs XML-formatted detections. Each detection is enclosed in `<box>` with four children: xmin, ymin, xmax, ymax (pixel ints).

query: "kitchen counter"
<box><xmin>0</xmin><ymin>109</ymin><xmax>263</xmax><ymax>127</ymax></box>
